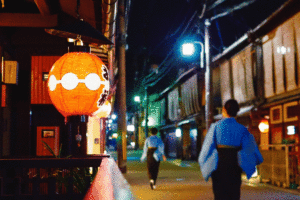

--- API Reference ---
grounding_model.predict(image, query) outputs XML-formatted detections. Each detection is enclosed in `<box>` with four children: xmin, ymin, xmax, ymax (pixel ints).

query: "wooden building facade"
<box><xmin>0</xmin><ymin>0</ymin><xmax>116</xmax><ymax>158</ymax></box>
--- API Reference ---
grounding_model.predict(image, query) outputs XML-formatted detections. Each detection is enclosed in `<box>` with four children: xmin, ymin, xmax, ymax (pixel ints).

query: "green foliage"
<box><xmin>282</xmin><ymin>139</ymin><xmax>295</xmax><ymax>144</ymax></box>
<box><xmin>41</xmin><ymin>141</ymin><xmax>96</xmax><ymax>194</ymax></box>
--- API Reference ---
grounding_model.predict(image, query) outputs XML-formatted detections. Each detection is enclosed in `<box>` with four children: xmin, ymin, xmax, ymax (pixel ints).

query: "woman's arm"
<box><xmin>238</xmin><ymin>129</ymin><xmax>264</xmax><ymax>179</ymax></box>
<box><xmin>157</xmin><ymin>139</ymin><xmax>166</xmax><ymax>161</ymax></box>
<box><xmin>198</xmin><ymin>123</ymin><xmax>218</xmax><ymax>181</ymax></box>
<box><xmin>140</xmin><ymin>138</ymin><xmax>149</xmax><ymax>162</ymax></box>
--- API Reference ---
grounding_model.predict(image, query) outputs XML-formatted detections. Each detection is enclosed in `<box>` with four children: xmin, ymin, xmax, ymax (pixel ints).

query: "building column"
<box><xmin>100</xmin><ymin>118</ymin><xmax>107</xmax><ymax>154</ymax></box>
<box><xmin>116</xmin><ymin>0</ymin><xmax>127</xmax><ymax>173</ymax></box>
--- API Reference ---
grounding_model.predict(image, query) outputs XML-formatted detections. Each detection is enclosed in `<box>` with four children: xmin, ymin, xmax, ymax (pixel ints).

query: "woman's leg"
<box><xmin>147</xmin><ymin>149</ymin><xmax>160</xmax><ymax>181</ymax></box>
<box><xmin>212</xmin><ymin>148</ymin><xmax>241</xmax><ymax>200</ymax></box>
<box><xmin>152</xmin><ymin>161</ymin><xmax>160</xmax><ymax>185</ymax></box>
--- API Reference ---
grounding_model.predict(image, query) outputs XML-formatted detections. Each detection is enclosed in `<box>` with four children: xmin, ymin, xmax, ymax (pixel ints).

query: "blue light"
<box><xmin>181</xmin><ymin>43</ymin><xmax>195</xmax><ymax>56</ymax></box>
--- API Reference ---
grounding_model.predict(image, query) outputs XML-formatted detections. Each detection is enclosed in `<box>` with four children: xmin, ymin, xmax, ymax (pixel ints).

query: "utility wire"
<box><xmin>142</xmin><ymin>13</ymin><xmax>197</xmax><ymax>85</ymax></box>
<box><xmin>148</xmin><ymin>3</ymin><xmax>196</xmax><ymax>56</ymax></box>
<box><xmin>138</xmin><ymin>0</ymin><xmax>202</xmax><ymax>59</ymax></box>
<box><xmin>143</xmin><ymin>10</ymin><xmax>199</xmax><ymax>87</ymax></box>
<box><xmin>210</xmin><ymin>0</ymin><xmax>257</xmax><ymax>21</ymax></box>
<box><xmin>142</xmin><ymin>9</ymin><xmax>199</xmax><ymax>83</ymax></box>
<box><xmin>214</xmin><ymin>10</ymin><xmax>225</xmax><ymax>51</ymax></box>
<box><xmin>144</xmin><ymin>0</ymin><xmax>259</xmax><ymax>88</ymax></box>
<box><xmin>198</xmin><ymin>0</ymin><xmax>207</xmax><ymax>19</ymax></box>
<box><xmin>207</xmin><ymin>0</ymin><xmax>226</xmax><ymax>11</ymax></box>
<box><xmin>148</xmin><ymin>14</ymin><xmax>189</xmax><ymax>56</ymax></box>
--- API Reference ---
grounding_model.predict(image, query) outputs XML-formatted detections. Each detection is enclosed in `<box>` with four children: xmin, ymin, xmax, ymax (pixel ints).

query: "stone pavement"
<box><xmin>109</xmin><ymin>150</ymin><xmax>300</xmax><ymax>200</ymax></box>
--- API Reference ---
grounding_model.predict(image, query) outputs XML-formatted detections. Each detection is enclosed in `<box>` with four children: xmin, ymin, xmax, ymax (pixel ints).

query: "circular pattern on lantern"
<box><xmin>48</xmin><ymin>72</ymin><xmax>103</xmax><ymax>91</ymax></box>
<box><xmin>60</xmin><ymin>72</ymin><xmax>79</xmax><ymax>90</ymax></box>
<box><xmin>48</xmin><ymin>52</ymin><xmax>110</xmax><ymax>117</ymax></box>
<box><xmin>85</xmin><ymin>73</ymin><xmax>101</xmax><ymax>90</ymax></box>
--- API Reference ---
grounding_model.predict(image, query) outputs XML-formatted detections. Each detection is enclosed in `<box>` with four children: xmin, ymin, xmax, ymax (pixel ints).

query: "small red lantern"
<box><xmin>48</xmin><ymin>52</ymin><xmax>109</xmax><ymax>117</ymax></box>
<box><xmin>258</xmin><ymin>119</ymin><xmax>269</xmax><ymax>133</ymax></box>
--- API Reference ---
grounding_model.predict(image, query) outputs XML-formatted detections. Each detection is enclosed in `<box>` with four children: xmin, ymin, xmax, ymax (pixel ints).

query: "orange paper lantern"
<box><xmin>48</xmin><ymin>52</ymin><xmax>109</xmax><ymax>117</ymax></box>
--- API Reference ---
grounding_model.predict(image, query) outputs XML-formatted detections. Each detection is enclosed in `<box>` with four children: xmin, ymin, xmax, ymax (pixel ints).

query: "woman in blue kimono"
<box><xmin>199</xmin><ymin>99</ymin><xmax>263</xmax><ymax>200</ymax></box>
<box><xmin>141</xmin><ymin>127</ymin><xmax>166</xmax><ymax>190</ymax></box>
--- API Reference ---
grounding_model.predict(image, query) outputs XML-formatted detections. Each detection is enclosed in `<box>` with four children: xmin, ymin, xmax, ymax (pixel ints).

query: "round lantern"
<box><xmin>258</xmin><ymin>119</ymin><xmax>269</xmax><ymax>133</ymax></box>
<box><xmin>48</xmin><ymin>52</ymin><xmax>110</xmax><ymax>117</ymax></box>
<box><xmin>92</xmin><ymin>100</ymin><xmax>112</xmax><ymax>118</ymax></box>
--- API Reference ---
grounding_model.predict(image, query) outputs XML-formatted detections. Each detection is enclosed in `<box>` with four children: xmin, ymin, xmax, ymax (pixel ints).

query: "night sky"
<box><xmin>125</xmin><ymin>0</ymin><xmax>289</xmax><ymax>111</ymax></box>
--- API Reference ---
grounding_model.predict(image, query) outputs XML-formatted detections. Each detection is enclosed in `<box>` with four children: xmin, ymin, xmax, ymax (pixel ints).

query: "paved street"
<box><xmin>109</xmin><ymin>150</ymin><xmax>300</xmax><ymax>200</ymax></box>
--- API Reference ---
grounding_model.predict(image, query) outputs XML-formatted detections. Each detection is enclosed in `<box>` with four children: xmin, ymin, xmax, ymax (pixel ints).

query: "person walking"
<box><xmin>199</xmin><ymin>99</ymin><xmax>263</xmax><ymax>200</ymax></box>
<box><xmin>141</xmin><ymin>127</ymin><xmax>166</xmax><ymax>190</ymax></box>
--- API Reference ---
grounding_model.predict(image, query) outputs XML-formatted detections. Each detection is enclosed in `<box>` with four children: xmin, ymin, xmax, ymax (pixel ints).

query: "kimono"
<box><xmin>141</xmin><ymin>135</ymin><xmax>165</xmax><ymax>162</ymax></box>
<box><xmin>198</xmin><ymin>118</ymin><xmax>263</xmax><ymax>181</ymax></box>
<box><xmin>140</xmin><ymin>135</ymin><xmax>165</xmax><ymax>185</ymax></box>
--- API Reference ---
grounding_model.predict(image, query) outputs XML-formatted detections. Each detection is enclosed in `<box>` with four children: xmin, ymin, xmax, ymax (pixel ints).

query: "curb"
<box><xmin>242</xmin><ymin>175</ymin><xmax>300</xmax><ymax>196</ymax></box>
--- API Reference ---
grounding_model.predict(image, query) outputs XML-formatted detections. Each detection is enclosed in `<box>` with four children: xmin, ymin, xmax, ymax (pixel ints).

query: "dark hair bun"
<box><xmin>224</xmin><ymin>99</ymin><xmax>240</xmax><ymax>117</ymax></box>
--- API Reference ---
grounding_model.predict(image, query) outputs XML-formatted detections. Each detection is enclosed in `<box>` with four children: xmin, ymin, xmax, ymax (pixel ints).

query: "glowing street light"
<box><xmin>181</xmin><ymin>41</ymin><xmax>204</xmax><ymax>69</ymax></box>
<box><xmin>127</xmin><ymin>124</ymin><xmax>135</xmax><ymax>132</ymax></box>
<box><xmin>111</xmin><ymin>114</ymin><xmax>117</xmax><ymax>120</ymax></box>
<box><xmin>134</xmin><ymin>96</ymin><xmax>141</xmax><ymax>103</ymax></box>
<box><xmin>181</xmin><ymin>43</ymin><xmax>196</xmax><ymax>56</ymax></box>
<box><xmin>180</xmin><ymin>22</ymin><xmax>213</xmax><ymax>132</ymax></box>
<box><xmin>134</xmin><ymin>95</ymin><xmax>141</xmax><ymax>149</ymax></box>
<box><xmin>175</xmin><ymin>128</ymin><xmax>182</xmax><ymax>138</ymax></box>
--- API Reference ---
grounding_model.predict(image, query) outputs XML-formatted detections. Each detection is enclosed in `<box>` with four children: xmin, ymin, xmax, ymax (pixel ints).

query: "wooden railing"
<box><xmin>259</xmin><ymin>144</ymin><xmax>300</xmax><ymax>188</ymax></box>
<box><xmin>0</xmin><ymin>155</ymin><xmax>109</xmax><ymax>200</ymax></box>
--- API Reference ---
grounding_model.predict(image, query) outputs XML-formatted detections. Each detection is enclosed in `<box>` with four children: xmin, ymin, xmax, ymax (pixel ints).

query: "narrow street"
<box><xmin>111</xmin><ymin>150</ymin><xmax>300</xmax><ymax>200</ymax></box>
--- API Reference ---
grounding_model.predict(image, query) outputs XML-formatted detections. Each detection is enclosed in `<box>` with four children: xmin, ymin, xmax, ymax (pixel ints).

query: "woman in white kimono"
<box><xmin>141</xmin><ymin>127</ymin><xmax>166</xmax><ymax>190</ymax></box>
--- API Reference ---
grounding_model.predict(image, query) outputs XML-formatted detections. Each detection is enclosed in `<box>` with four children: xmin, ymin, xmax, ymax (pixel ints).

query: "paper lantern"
<box><xmin>48</xmin><ymin>52</ymin><xmax>109</xmax><ymax>117</ymax></box>
<box><xmin>258</xmin><ymin>119</ymin><xmax>269</xmax><ymax>133</ymax></box>
<box><xmin>93</xmin><ymin>101</ymin><xmax>112</xmax><ymax>118</ymax></box>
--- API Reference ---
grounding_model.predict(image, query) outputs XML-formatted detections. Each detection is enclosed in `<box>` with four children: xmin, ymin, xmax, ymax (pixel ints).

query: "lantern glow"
<box><xmin>175</xmin><ymin>128</ymin><xmax>182</xmax><ymax>137</ymax></box>
<box><xmin>258</xmin><ymin>120</ymin><xmax>269</xmax><ymax>133</ymax></box>
<box><xmin>48</xmin><ymin>52</ymin><xmax>110</xmax><ymax>117</ymax></box>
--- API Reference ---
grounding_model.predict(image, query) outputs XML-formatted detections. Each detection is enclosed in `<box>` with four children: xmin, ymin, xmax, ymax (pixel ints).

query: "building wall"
<box><xmin>1</xmin><ymin>27</ymin><xmax>68</xmax><ymax>157</ymax></box>
<box><xmin>31</xmin><ymin>56</ymin><xmax>61</xmax><ymax>104</ymax></box>
<box><xmin>263</xmin><ymin>12</ymin><xmax>300</xmax><ymax>99</ymax></box>
<box><xmin>261</xmin><ymin>11</ymin><xmax>300</xmax><ymax>147</ymax></box>
<box><xmin>219</xmin><ymin>44</ymin><xmax>256</xmax><ymax>106</ymax></box>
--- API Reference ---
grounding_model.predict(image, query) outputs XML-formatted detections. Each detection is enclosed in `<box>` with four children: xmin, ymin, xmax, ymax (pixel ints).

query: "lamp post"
<box><xmin>180</xmin><ymin>19</ymin><xmax>213</xmax><ymax>132</ymax></box>
<box><xmin>204</xmin><ymin>19</ymin><xmax>213</xmax><ymax>131</ymax></box>
<box><xmin>134</xmin><ymin>96</ymin><xmax>141</xmax><ymax>150</ymax></box>
<box><xmin>144</xmin><ymin>87</ymin><xmax>149</xmax><ymax>138</ymax></box>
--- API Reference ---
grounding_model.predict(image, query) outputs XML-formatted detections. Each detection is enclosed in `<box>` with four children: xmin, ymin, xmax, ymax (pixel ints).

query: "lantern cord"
<box><xmin>64</xmin><ymin>117</ymin><xmax>68</xmax><ymax>125</ymax></box>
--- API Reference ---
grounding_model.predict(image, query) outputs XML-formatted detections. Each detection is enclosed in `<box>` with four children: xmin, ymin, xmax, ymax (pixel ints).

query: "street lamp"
<box><xmin>134</xmin><ymin>95</ymin><xmax>141</xmax><ymax>150</ymax></box>
<box><xmin>204</xmin><ymin>19</ymin><xmax>213</xmax><ymax>131</ymax></box>
<box><xmin>180</xmin><ymin>20</ymin><xmax>213</xmax><ymax>132</ymax></box>
<box><xmin>134</xmin><ymin>96</ymin><xmax>141</xmax><ymax>103</ymax></box>
<box><xmin>181</xmin><ymin>41</ymin><xmax>204</xmax><ymax>69</ymax></box>
<box><xmin>111</xmin><ymin>114</ymin><xmax>117</xmax><ymax>120</ymax></box>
